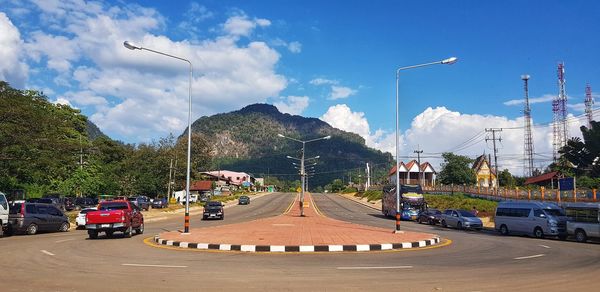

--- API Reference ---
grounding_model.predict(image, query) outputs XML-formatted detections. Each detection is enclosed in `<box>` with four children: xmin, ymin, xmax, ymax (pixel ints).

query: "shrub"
<box><xmin>342</xmin><ymin>187</ymin><xmax>358</xmax><ymax>193</ymax></box>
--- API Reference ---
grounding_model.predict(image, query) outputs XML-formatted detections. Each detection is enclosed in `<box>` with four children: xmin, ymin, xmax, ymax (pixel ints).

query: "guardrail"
<box><xmin>423</xmin><ymin>185</ymin><xmax>598</xmax><ymax>203</ymax></box>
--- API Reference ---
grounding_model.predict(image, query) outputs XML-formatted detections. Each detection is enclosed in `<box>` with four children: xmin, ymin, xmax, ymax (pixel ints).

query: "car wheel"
<box><xmin>26</xmin><ymin>223</ymin><xmax>38</xmax><ymax>235</ymax></box>
<box><xmin>59</xmin><ymin>222</ymin><xmax>70</xmax><ymax>232</ymax></box>
<box><xmin>88</xmin><ymin>230</ymin><xmax>98</xmax><ymax>239</ymax></box>
<box><xmin>534</xmin><ymin>227</ymin><xmax>544</xmax><ymax>239</ymax></box>
<box><xmin>441</xmin><ymin>220</ymin><xmax>447</xmax><ymax>228</ymax></box>
<box><xmin>136</xmin><ymin>222</ymin><xmax>144</xmax><ymax>235</ymax></box>
<box><xmin>575</xmin><ymin>229</ymin><xmax>587</xmax><ymax>243</ymax></box>
<box><xmin>456</xmin><ymin>222</ymin><xmax>463</xmax><ymax>230</ymax></box>
<box><xmin>220</xmin><ymin>215</ymin><xmax>224</xmax><ymax>220</ymax></box>
<box><xmin>428</xmin><ymin>218</ymin><xmax>434</xmax><ymax>225</ymax></box>
<box><xmin>500</xmin><ymin>224</ymin><xmax>509</xmax><ymax>236</ymax></box>
<box><xmin>124</xmin><ymin>225</ymin><xmax>132</xmax><ymax>238</ymax></box>
<box><xmin>202</xmin><ymin>216</ymin><xmax>207</xmax><ymax>220</ymax></box>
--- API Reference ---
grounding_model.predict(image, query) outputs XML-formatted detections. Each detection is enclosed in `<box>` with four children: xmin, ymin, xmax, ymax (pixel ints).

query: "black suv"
<box><xmin>203</xmin><ymin>201</ymin><xmax>224</xmax><ymax>220</ymax></box>
<box><xmin>238</xmin><ymin>196</ymin><xmax>250</xmax><ymax>205</ymax></box>
<box><xmin>128</xmin><ymin>196</ymin><xmax>151</xmax><ymax>211</ymax></box>
<box><xmin>8</xmin><ymin>203</ymin><xmax>70</xmax><ymax>235</ymax></box>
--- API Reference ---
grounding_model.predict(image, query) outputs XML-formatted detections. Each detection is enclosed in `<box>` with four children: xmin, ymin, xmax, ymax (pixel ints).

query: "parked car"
<box><xmin>238</xmin><ymin>195</ymin><xmax>250</xmax><ymax>205</ymax></box>
<box><xmin>563</xmin><ymin>202</ymin><xmax>600</xmax><ymax>243</ymax></box>
<box><xmin>0</xmin><ymin>192</ymin><xmax>8</xmax><ymax>237</ymax></box>
<box><xmin>63</xmin><ymin>197</ymin><xmax>76</xmax><ymax>211</ymax></box>
<box><xmin>85</xmin><ymin>200</ymin><xmax>144</xmax><ymax>239</ymax></box>
<box><xmin>152</xmin><ymin>197</ymin><xmax>168</xmax><ymax>209</ymax></box>
<box><xmin>75</xmin><ymin>207</ymin><xmax>97</xmax><ymax>229</ymax></box>
<box><xmin>75</xmin><ymin>197</ymin><xmax>98</xmax><ymax>209</ymax></box>
<box><xmin>203</xmin><ymin>201</ymin><xmax>224</xmax><ymax>220</ymax></box>
<box><xmin>37</xmin><ymin>197</ymin><xmax>65</xmax><ymax>211</ymax></box>
<box><xmin>417</xmin><ymin>208</ymin><xmax>442</xmax><ymax>225</ymax></box>
<box><xmin>128</xmin><ymin>196</ymin><xmax>151</xmax><ymax>211</ymax></box>
<box><xmin>440</xmin><ymin>209</ymin><xmax>483</xmax><ymax>230</ymax></box>
<box><xmin>7</xmin><ymin>203</ymin><xmax>70</xmax><ymax>235</ymax></box>
<box><xmin>494</xmin><ymin>201</ymin><xmax>567</xmax><ymax>239</ymax></box>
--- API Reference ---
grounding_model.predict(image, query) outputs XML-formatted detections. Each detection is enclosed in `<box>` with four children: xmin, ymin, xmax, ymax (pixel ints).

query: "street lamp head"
<box><xmin>441</xmin><ymin>57</ymin><xmax>458</xmax><ymax>65</ymax></box>
<box><xmin>286</xmin><ymin>155</ymin><xmax>293</xmax><ymax>159</ymax></box>
<box><xmin>314</xmin><ymin>156</ymin><xmax>320</xmax><ymax>159</ymax></box>
<box><xmin>324</xmin><ymin>135</ymin><xmax>331</xmax><ymax>140</ymax></box>
<box><xmin>123</xmin><ymin>41</ymin><xmax>141</xmax><ymax>50</ymax></box>
<box><xmin>277</xmin><ymin>133</ymin><xmax>285</xmax><ymax>138</ymax></box>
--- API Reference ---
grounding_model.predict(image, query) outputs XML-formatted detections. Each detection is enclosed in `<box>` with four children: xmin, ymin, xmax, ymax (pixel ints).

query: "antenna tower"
<box><xmin>585</xmin><ymin>83</ymin><xmax>594</xmax><ymax>128</ymax></box>
<box><xmin>553</xmin><ymin>63</ymin><xmax>568</xmax><ymax>162</ymax></box>
<box><xmin>521</xmin><ymin>75</ymin><xmax>534</xmax><ymax>177</ymax></box>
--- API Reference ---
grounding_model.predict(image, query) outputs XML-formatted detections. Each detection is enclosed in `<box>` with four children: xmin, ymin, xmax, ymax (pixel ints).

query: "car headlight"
<box><xmin>548</xmin><ymin>219</ymin><xmax>558</xmax><ymax>226</ymax></box>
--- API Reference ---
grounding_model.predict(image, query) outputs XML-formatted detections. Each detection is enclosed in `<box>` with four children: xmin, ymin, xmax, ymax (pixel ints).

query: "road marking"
<box><xmin>538</xmin><ymin>244</ymin><xmax>551</xmax><ymax>249</ymax></box>
<box><xmin>40</xmin><ymin>250</ymin><xmax>55</xmax><ymax>256</ymax></box>
<box><xmin>55</xmin><ymin>238</ymin><xmax>75</xmax><ymax>243</ymax></box>
<box><xmin>514</xmin><ymin>254</ymin><xmax>545</xmax><ymax>260</ymax></box>
<box><xmin>121</xmin><ymin>263</ymin><xmax>187</xmax><ymax>268</ymax></box>
<box><xmin>337</xmin><ymin>266</ymin><xmax>413</xmax><ymax>270</ymax></box>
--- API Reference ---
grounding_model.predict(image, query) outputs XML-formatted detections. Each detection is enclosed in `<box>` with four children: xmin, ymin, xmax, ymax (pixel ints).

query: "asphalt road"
<box><xmin>1</xmin><ymin>192</ymin><xmax>598</xmax><ymax>292</ymax></box>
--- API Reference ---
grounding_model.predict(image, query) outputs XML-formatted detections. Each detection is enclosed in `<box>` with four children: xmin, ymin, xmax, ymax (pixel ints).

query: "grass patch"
<box><xmin>424</xmin><ymin>193</ymin><xmax>498</xmax><ymax>218</ymax></box>
<box><xmin>342</xmin><ymin>187</ymin><xmax>358</xmax><ymax>194</ymax></box>
<box><xmin>353</xmin><ymin>190</ymin><xmax>383</xmax><ymax>202</ymax></box>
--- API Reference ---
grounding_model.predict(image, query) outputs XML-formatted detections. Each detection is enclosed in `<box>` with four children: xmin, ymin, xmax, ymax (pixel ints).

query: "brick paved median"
<box><xmin>155</xmin><ymin>193</ymin><xmax>441</xmax><ymax>252</ymax></box>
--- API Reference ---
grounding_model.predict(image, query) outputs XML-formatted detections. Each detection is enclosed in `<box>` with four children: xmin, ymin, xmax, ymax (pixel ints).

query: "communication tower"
<box><xmin>585</xmin><ymin>83</ymin><xmax>594</xmax><ymax>128</ymax></box>
<box><xmin>521</xmin><ymin>75</ymin><xmax>534</xmax><ymax>177</ymax></box>
<box><xmin>553</xmin><ymin>63</ymin><xmax>569</xmax><ymax>162</ymax></box>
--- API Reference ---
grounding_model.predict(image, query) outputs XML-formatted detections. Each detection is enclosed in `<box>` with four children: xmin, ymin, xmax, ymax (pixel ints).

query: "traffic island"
<box><xmin>153</xmin><ymin>193</ymin><xmax>443</xmax><ymax>253</ymax></box>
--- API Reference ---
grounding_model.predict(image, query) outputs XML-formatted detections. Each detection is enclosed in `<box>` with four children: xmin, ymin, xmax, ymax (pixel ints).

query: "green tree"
<box><xmin>559</xmin><ymin>121</ymin><xmax>600</xmax><ymax>177</ymax></box>
<box><xmin>499</xmin><ymin>169</ymin><xmax>516</xmax><ymax>187</ymax></box>
<box><xmin>438</xmin><ymin>153</ymin><xmax>476</xmax><ymax>185</ymax></box>
<box><xmin>330</xmin><ymin>178</ymin><xmax>344</xmax><ymax>192</ymax></box>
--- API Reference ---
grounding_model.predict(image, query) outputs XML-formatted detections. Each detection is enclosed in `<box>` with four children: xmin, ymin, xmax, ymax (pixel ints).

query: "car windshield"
<box><xmin>459</xmin><ymin>210</ymin><xmax>476</xmax><ymax>217</ymax></box>
<box><xmin>127</xmin><ymin>197</ymin><xmax>137</xmax><ymax>201</ymax></box>
<box><xmin>428</xmin><ymin>209</ymin><xmax>441</xmax><ymax>214</ymax></box>
<box><xmin>207</xmin><ymin>202</ymin><xmax>222</xmax><ymax>207</ymax></box>
<box><xmin>99</xmin><ymin>202</ymin><xmax>129</xmax><ymax>210</ymax></box>
<box><xmin>80</xmin><ymin>208</ymin><xmax>96</xmax><ymax>214</ymax></box>
<box><xmin>544</xmin><ymin>208</ymin><xmax>566</xmax><ymax>217</ymax></box>
<box><xmin>38</xmin><ymin>198</ymin><xmax>53</xmax><ymax>204</ymax></box>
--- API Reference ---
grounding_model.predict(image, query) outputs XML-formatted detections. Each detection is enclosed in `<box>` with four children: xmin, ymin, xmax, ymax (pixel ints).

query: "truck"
<box><xmin>382</xmin><ymin>184</ymin><xmax>426</xmax><ymax>221</ymax></box>
<box><xmin>0</xmin><ymin>192</ymin><xmax>8</xmax><ymax>237</ymax></box>
<box><xmin>85</xmin><ymin>200</ymin><xmax>144</xmax><ymax>239</ymax></box>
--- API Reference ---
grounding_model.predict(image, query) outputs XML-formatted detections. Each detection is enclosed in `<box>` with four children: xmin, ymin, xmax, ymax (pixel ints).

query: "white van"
<box><xmin>563</xmin><ymin>203</ymin><xmax>600</xmax><ymax>243</ymax></box>
<box><xmin>0</xmin><ymin>192</ymin><xmax>8</xmax><ymax>237</ymax></box>
<box><xmin>495</xmin><ymin>201</ymin><xmax>567</xmax><ymax>239</ymax></box>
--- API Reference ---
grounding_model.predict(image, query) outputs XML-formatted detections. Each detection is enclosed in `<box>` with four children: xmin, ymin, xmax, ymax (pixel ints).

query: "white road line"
<box><xmin>538</xmin><ymin>245</ymin><xmax>551</xmax><ymax>249</ymax></box>
<box><xmin>337</xmin><ymin>266</ymin><xmax>413</xmax><ymax>270</ymax></box>
<box><xmin>40</xmin><ymin>250</ymin><xmax>55</xmax><ymax>256</ymax></box>
<box><xmin>121</xmin><ymin>264</ymin><xmax>187</xmax><ymax>268</ymax></box>
<box><xmin>514</xmin><ymin>254</ymin><xmax>545</xmax><ymax>260</ymax></box>
<box><xmin>55</xmin><ymin>238</ymin><xmax>75</xmax><ymax>243</ymax></box>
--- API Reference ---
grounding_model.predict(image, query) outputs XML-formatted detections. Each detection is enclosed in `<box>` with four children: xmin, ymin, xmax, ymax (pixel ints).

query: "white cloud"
<box><xmin>274</xmin><ymin>96</ymin><xmax>309</xmax><ymax>115</ymax></box>
<box><xmin>53</xmin><ymin>97</ymin><xmax>73</xmax><ymax>107</ymax></box>
<box><xmin>223</xmin><ymin>15</ymin><xmax>270</xmax><ymax>37</ymax></box>
<box><xmin>504</xmin><ymin>94</ymin><xmax>556</xmax><ymax>106</ymax></box>
<box><xmin>329</xmin><ymin>85</ymin><xmax>357</xmax><ymax>100</ymax></box>
<box><xmin>309</xmin><ymin>78</ymin><xmax>337</xmax><ymax>85</ymax></box>
<box><xmin>288</xmin><ymin>41</ymin><xmax>302</xmax><ymax>53</ymax></box>
<box><xmin>0</xmin><ymin>12</ymin><xmax>28</xmax><ymax>87</ymax></box>
<box><xmin>10</xmin><ymin>2</ymin><xmax>287</xmax><ymax>142</ymax></box>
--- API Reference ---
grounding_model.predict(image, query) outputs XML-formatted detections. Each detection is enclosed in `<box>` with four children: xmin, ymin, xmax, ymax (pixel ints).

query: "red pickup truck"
<box><xmin>85</xmin><ymin>200</ymin><xmax>144</xmax><ymax>239</ymax></box>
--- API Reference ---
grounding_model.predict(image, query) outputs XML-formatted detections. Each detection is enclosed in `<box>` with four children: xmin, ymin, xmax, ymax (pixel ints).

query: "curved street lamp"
<box><xmin>393</xmin><ymin>57</ymin><xmax>457</xmax><ymax>233</ymax></box>
<box><xmin>124</xmin><ymin>41</ymin><xmax>194</xmax><ymax>234</ymax></box>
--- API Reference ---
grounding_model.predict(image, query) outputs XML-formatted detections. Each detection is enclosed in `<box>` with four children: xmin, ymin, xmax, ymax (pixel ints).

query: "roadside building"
<box><xmin>388</xmin><ymin>160</ymin><xmax>437</xmax><ymax>186</ymax></box>
<box><xmin>190</xmin><ymin>180</ymin><xmax>213</xmax><ymax>197</ymax></box>
<box><xmin>200</xmin><ymin>170</ymin><xmax>255</xmax><ymax>189</ymax></box>
<box><xmin>523</xmin><ymin>171</ymin><xmax>561</xmax><ymax>188</ymax></box>
<box><xmin>472</xmin><ymin>155</ymin><xmax>497</xmax><ymax>188</ymax></box>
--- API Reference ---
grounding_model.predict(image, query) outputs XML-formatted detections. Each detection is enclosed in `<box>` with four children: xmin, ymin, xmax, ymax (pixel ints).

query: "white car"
<box><xmin>76</xmin><ymin>207</ymin><xmax>97</xmax><ymax>228</ymax></box>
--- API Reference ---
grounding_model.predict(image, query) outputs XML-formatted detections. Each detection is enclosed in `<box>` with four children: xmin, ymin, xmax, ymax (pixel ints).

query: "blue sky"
<box><xmin>1</xmin><ymin>0</ymin><xmax>598</xmax><ymax>174</ymax></box>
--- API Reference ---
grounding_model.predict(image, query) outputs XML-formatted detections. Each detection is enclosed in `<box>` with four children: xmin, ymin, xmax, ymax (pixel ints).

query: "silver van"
<box><xmin>495</xmin><ymin>201</ymin><xmax>567</xmax><ymax>239</ymax></box>
<box><xmin>563</xmin><ymin>203</ymin><xmax>600</xmax><ymax>243</ymax></box>
<box><xmin>0</xmin><ymin>192</ymin><xmax>8</xmax><ymax>236</ymax></box>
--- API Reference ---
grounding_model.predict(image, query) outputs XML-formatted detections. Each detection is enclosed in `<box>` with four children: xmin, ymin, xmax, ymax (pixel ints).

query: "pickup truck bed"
<box><xmin>85</xmin><ymin>200</ymin><xmax>144</xmax><ymax>239</ymax></box>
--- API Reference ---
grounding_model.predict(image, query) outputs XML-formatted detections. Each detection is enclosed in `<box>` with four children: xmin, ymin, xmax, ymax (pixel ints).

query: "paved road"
<box><xmin>1</xmin><ymin>192</ymin><xmax>598</xmax><ymax>292</ymax></box>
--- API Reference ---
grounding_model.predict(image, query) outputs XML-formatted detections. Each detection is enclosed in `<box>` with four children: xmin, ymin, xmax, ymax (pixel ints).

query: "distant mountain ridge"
<box><xmin>186</xmin><ymin>103</ymin><xmax>392</xmax><ymax>187</ymax></box>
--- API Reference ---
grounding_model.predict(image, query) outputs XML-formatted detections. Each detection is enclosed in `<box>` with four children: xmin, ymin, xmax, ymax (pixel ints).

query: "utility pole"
<box><xmin>485</xmin><ymin>128</ymin><xmax>502</xmax><ymax>193</ymax></box>
<box><xmin>167</xmin><ymin>159</ymin><xmax>173</xmax><ymax>199</ymax></box>
<box><xmin>585</xmin><ymin>84</ymin><xmax>594</xmax><ymax>129</ymax></box>
<box><xmin>414</xmin><ymin>147</ymin><xmax>423</xmax><ymax>186</ymax></box>
<box><xmin>365</xmin><ymin>163</ymin><xmax>371</xmax><ymax>191</ymax></box>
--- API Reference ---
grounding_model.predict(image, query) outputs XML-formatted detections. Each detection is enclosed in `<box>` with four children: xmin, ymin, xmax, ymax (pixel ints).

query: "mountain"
<box><xmin>86</xmin><ymin>120</ymin><xmax>106</xmax><ymax>140</ymax></box>
<box><xmin>186</xmin><ymin>103</ymin><xmax>393</xmax><ymax>188</ymax></box>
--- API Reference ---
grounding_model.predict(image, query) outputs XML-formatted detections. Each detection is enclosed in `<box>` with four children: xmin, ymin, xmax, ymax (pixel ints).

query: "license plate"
<box><xmin>101</xmin><ymin>224</ymin><xmax>110</xmax><ymax>228</ymax></box>
<box><xmin>411</xmin><ymin>216</ymin><xmax>417</xmax><ymax>220</ymax></box>
<box><xmin>210</xmin><ymin>214</ymin><xmax>216</xmax><ymax>217</ymax></box>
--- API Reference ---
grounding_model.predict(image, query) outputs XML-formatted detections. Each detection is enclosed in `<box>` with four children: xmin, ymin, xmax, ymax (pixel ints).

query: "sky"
<box><xmin>1</xmin><ymin>0</ymin><xmax>599</xmax><ymax>176</ymax></box>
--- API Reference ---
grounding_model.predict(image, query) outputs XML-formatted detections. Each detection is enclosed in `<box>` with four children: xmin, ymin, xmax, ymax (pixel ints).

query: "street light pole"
<box><xmin>123</xmin><ymin>41</ymin><xmax>194</xmax><ymax>234</ymax></box>
<box><xmin>394</xmin><ymin>57</ymin><xmax>457</xmax><ymax>233</ymax></box>
<box><xmin>280</xmin><ymin>134</ymin><xmax>328</xmax><ymax>217</ymax></box>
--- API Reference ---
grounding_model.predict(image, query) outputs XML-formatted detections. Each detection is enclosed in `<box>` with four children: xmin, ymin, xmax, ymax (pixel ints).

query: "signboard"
<box><xmin>559</xmin><ymin>177</ymin><xmax>575</xmax><ymax>191</ymax></box>
<box><xmin>296</xmin><ymin>187</ymin><xmax>302</xmax><ymax>193</ymax></box>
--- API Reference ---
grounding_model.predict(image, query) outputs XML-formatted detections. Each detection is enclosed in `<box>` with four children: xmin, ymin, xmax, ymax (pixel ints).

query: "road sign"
<box><xmin>559</xmin><ymin>177</ymin><xmax>575</xmax><ymax>191</ymax></box>
<box><xmin>296</xmin><ymin>187</ymin><xmax>302</xmax><ymax>193</ymax></box>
